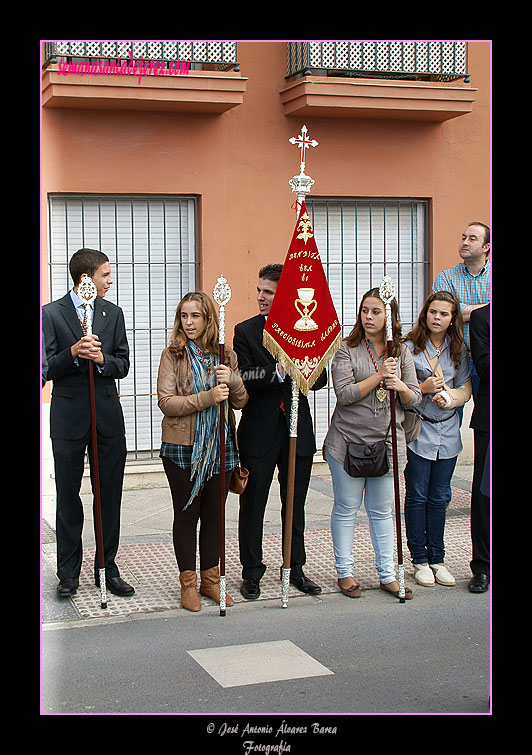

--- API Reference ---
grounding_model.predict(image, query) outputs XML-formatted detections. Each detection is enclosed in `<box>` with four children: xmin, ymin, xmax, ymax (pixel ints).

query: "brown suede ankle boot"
<box><xmin>179</xmin><ymin>570</ymin><xmax>201</xmax><ymax>611</ymax></box>
<box><xmin>199</xmin><ymin>566</ymin><xmax>234</xmax><ymax>606</ymax></box>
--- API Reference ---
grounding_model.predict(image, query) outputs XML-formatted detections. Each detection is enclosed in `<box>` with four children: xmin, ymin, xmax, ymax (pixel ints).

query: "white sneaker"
<box><xmin>413</xmin><ymin>564</ymin><xmax>435</xmax><ymax>586</ymax></box>
<box><xmin>429</xmin><ymin>563</ymin><xmax>456</xmax><ymax>586</ymax></box>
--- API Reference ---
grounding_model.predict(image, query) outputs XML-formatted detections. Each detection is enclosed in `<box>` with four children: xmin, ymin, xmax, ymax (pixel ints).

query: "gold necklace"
<box><xmin>364</xmin><ymin>339</ymin><xmax>386</xmax><ymax>402</ymax></box>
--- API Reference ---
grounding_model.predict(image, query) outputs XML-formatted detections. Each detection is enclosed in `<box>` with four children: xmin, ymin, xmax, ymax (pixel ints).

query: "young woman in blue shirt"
<box><xmin>403</xmin><ymin>291</ymin><xmax>471</xmax><ymax>587</ymax></box>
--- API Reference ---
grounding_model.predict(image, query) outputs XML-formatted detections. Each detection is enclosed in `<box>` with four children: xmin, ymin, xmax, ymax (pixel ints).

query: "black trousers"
<box><xmin>162</xmin><ymin>457</ymin><xmax>232</xmax><ymax>572</ymax></box>
<box><xmin>470</xmin><ymin>428</ymin><xmax>490</xmax><ymax>576</ymax></box>
<box><xmin>238</xmin><ymin>413</ymin><xmax>313</xmax><ymax>581</ymax></box>
<box><xmin>52</xmin><ymin>432</ymin><xmax>126</xmax><ymax>581</ymax></box>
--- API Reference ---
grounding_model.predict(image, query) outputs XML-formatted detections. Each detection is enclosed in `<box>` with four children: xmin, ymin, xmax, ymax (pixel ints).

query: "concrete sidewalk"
<box><xmin>41</xmin><ymin>461</ymin><xmax>474</xmax><ymax>624</ymax></box>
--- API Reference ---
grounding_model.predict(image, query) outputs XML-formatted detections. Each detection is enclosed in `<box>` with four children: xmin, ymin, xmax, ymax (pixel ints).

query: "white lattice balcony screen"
<box><xmin>43</xmin><ymin>41</ymin><xmax>239</xmax><ymax>69</ymax></box>
<box><xmin>287</xmin><ymin>41</ymin><xmax>468</xmax><ymax>80</ymax></box>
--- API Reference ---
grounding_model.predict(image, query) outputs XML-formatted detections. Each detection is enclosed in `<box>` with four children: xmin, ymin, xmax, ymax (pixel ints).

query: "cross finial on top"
<box><xmin>289</xmin><ymin>125</ymin><xmax>318</xmax><ymax>172</ymax></box>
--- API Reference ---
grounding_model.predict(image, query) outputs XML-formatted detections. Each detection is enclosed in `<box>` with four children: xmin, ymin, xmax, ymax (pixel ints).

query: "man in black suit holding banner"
<box><xmin>233</xmin><ymin>264</ymin><xmax>326</xmax><ymax>600</ymax></box>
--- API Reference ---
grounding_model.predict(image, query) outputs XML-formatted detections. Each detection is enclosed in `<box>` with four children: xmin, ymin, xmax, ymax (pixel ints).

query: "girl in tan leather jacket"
<box><xmin>157</xmin><ymin>292</ymin><xmax>247</xmax><ymax>611</ymax></box>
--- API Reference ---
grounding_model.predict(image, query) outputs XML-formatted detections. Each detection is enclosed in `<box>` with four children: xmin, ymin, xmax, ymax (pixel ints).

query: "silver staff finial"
<box><xmin>288</xmin><ymin>125</ymin><xmax>318</xmax><ymax>211</ymax></box>
<box><xmin>289</xmin><ymin>125</ymin><xmax>318</xmax><ymax>173</ymax></box>
<box><xmin>379</xmin><ymin>275</ymin><xmax>395</xmax><ymax>304</ymax></box>
<box><xmin>379</xmin><ymin>275</ymin><xmax>396</xmax><ymax>343</ymax></box>
<box><xmin>77</xmin><ymin>276</ymin><xmax>98</xmax><ymax>304</ymax></box>
<box><xmin>213</xmin><ymin>275</ymin><xmax>232</xmax><ymax>347</ymax></box>
<box><xmin>212</xmin><ymin>274</ymin><xmax>232</xmax><ymax>307</ymax></box>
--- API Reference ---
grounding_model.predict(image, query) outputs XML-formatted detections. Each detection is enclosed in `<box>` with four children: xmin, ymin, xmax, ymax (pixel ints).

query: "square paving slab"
<box><xmin>187</xmin><ymin>639</ymin><xmax>334</xmax><ymax>688</ymax></box>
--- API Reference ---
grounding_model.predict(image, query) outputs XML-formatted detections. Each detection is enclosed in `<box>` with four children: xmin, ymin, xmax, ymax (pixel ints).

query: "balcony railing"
<box><xmin>287</xmin><ymin>41</ymin><xmax>469</xmax><ymax>83</ymax></box>
<box><xmin>43</xmin><ymin>41</ymin><xmax>240</xmax><ymax>72</ymax></box>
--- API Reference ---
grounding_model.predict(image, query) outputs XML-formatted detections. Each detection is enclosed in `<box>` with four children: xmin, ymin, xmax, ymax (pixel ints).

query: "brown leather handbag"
<box><xmin>229</xmin><ymin>464</ymin><xmax>249</xmax><ymax>494</ymax></box>
<box><xmin>229</xmin><ymin>427</ymin><xmax>249</xmax><ymax>494</ymax></box>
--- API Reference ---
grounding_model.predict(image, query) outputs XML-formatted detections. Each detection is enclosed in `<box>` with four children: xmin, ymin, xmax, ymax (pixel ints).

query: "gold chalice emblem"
<box><xmin>294</xmin><ymin>288</ymin><xmax>318</xmax><ymax>331</ymax></box>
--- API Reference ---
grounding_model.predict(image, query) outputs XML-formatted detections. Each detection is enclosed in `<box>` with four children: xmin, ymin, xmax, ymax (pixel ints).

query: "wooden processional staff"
<box><xmin>379</xmin><ymin>275</ymin><xmax>406</xmax><ymax>603</ymax></box>
<box><xmin>213</xmin><ymin>274</ymin><xmax>232</xmax><ymax>616</ymax></box>
<box><xmin>77</xmin><ymin>276</ymin><xmax>108</xmax><ymax>609</ymax></box>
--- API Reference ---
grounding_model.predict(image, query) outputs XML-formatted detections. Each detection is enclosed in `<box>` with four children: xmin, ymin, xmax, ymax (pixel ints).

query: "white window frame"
<box><xmin>306</xmin><ymin>198</ymin><xmax>428</xmax><ymax>451</ymax></box>
<box><xmin>47</xmin><ymin>194</ymin><xmax>198</xmax><ymax>459</ymax></box>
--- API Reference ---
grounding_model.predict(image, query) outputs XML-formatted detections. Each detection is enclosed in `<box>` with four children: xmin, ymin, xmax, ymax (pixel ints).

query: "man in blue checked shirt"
<box><xmin>432</xmin><ymin>222</ymin><xmax>490</xmax><ymax>399</ymax></box>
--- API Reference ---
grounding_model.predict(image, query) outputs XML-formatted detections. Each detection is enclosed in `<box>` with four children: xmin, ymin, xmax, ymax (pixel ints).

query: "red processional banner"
<box><xmin>263</xmin><ymin>201</ymin><xmax>342</xmax><ymax>395</ymax></box>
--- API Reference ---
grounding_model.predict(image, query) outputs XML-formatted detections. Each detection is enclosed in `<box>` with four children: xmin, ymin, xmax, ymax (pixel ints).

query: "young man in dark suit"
<box><xmin>42</xmin><ymin>248</ymin><xmax>134</xmax><ymax>599</ymax></box>
<box><xmin>233</xmin><ymin>264</ymin><xmax>327</xmax><ymax>599</ymax></box>
<box><xmin>468</xmin><ymin>302</ymin><xmax>490</xmax><ymax>593</ymax></box>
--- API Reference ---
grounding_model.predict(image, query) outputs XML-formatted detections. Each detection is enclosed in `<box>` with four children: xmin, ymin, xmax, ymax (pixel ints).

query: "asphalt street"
<box><xmin>41</xmin><ymin>463</ymin><xmax>491</xmax><ymax>724</ymax></box>
<box><xmin>42</xmin><ymin>583</ymin><xmax>489</xmax><ymax>717</ymax></box>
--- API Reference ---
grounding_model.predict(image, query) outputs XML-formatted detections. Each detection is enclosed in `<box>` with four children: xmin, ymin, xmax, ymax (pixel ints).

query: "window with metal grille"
<box><xmin>306</xmin><ymin>198</ymin><xmax>429</xmax><ymax>451</ymax></box>
<box><xmin>47</xmin><ymin>195</ymin><xmax>198</xmax><ymax>459</ymax></box>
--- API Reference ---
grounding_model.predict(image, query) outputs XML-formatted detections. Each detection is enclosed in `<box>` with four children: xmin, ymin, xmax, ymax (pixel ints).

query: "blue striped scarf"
<box><xmin>184</xmin><ymin>341</ymin><xmax>228</xmax><ymax>510</ymax></box>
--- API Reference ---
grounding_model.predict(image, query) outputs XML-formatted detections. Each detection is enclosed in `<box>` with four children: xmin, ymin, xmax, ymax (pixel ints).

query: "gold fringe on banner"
<box><xmin>263</xmin><ymin>329</ymin><xmax>343</xmax><ymax>396</ymax></box>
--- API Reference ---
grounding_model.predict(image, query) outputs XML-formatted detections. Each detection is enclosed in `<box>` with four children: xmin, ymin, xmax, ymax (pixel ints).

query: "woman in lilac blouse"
<box><xmin>324</xmin><ymin>289</ymin><xmax>421</xmax><ymax>600</ymax></box>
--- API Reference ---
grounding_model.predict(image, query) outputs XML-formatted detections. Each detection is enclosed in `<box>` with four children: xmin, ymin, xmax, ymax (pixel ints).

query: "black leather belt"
<box><xmin>421</xmin><ymin>411</ymin><xmax>457</xmax><ymax>424</ymax></box>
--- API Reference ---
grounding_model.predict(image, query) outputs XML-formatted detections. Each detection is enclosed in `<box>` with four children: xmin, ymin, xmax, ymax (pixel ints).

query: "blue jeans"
<box><xmin>404</xmin><ymin>448</ymin><xmax>457</xmax><ymax>564</ymax></box>
<box><xmin>324</xmin><ymin>447</ymin><xmax>396</xmax><ymax>584</ymax></box>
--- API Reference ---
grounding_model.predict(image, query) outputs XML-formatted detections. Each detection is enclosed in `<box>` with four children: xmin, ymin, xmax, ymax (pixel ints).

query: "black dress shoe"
<box><xmin>290</xmin><ymin>572</ymin><xmax>322</xmax><ymax>595</ymax></box>
<box><xmin>57</xmin><ymin>578</ymin><xmax>79</xmax><ymax>598</ymax></box>
<box><xmin>95</xmin><ymin>574</ymin><xmax>135</xmax><ymax>597</ymax></box>
<box><xmin>468</xmin><ymin>573</ymin><xmax>489</xmax><ymax>593</ymax></box>
<box><xmin>240</xmin><ymin>578</ymin><xmax>261</xmax><ymax>600</ymax></box>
